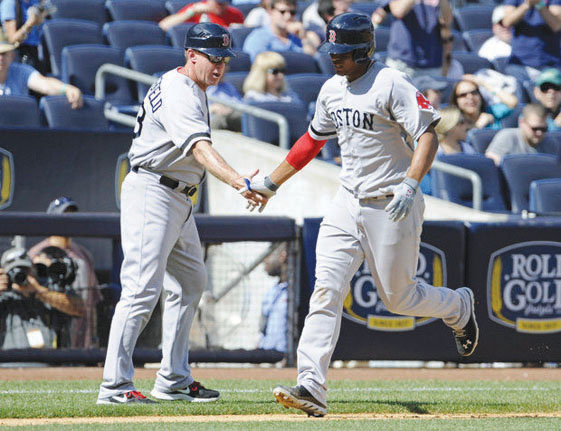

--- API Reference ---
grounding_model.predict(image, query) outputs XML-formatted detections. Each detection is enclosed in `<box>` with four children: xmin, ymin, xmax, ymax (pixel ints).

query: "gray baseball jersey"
<box><xmin>309</xmin><ymin>61</ymin><xmax>440</xmax><ymax>198</ymax></box>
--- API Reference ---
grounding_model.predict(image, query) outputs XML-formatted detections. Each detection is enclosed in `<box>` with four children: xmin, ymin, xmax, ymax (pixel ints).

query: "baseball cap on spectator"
<box><xmin>47</xmin><ymin>197</ymin><xmax>78</xmax><ymax>214</ymax></box>
<box><xmin>492</xmin><ymin>5</ymin><xmax>506</xmax><ymax>25</ymax></box>
<box><xmin>535</xmin><ymin>68</ymin><xmax>561</xmax><ymax>87</ymax></box>
<box><xmin>413</xmin><ymin>75</ymin><xmax>448</xmax><ymax>93</ymax></box>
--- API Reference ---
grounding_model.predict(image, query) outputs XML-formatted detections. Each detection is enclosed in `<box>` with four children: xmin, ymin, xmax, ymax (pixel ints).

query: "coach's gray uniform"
<box><xmin>298</xmin><ymin>62</ymin><xmax>472</xmax><ymax>405</ymax></box>
<box><xmin>98</xmin><ymin>69</ymin><xmax>210</xmax><ymax>399</ymax></box>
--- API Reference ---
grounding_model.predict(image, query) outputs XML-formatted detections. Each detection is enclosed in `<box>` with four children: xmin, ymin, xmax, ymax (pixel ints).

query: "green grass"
<box><xmin>1</xmin><ymin>378</ymin><xmax>560</xmax><ymax>430</ymax></box>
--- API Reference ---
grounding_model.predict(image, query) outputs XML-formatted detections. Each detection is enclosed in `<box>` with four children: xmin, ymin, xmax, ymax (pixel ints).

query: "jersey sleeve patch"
<box><xmin>416</xmin><ymin>91</ymin><xmax>434</xmax><ymax>111</ymax></box>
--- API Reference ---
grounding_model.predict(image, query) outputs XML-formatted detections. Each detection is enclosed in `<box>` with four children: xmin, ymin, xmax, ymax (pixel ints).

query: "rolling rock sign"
<box><xmin>487</xmin><ymin>241</ymin><xmax>561</xmax><ymax>334</ymax></box>
<box><xmin>343</xmin><ymin>243</ymin><xmax>446</xmax><ymax>331</ymax></box>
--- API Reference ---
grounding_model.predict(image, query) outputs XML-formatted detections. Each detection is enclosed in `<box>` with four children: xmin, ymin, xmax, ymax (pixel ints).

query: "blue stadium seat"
<box><xmin>0</xmin><ymin>96</ymin><xmax>40</xmax><ymax>128</ymax></box>
<box><xmin>125</xmin><ymin>45</ymin><xmax>185</xmax><ymax>100</ymax></box>
<box><xmin>51</xmin><ymin>0</ymin><xmax>109</xmax><ymax>25</ymax></box>
<box><xmin>167</xmin><ymin>23</ymin><xmax>194</xmax><ymax>48</ymax></box>
<box><xmin>42</xmin><ymin>19</ymin><xmax>103</xmax><ymax>76</ymax></box>
<box><xmin>466</xmin><ymin>128</ymin><xmax>499</xmax><ymax>153</ymax></box>
<box><xmin>500</xmin><ymin>103</ymin><xmax>524</xmax><ymax>128</ymax></box>
<box><xmin>230</xmin><ymin>26</ymin><xmax>254</xmax><ymax>49</ymax></box>
<box><xmin>61</xmin><ymin>44</ymin><xmax>133</xmax><ymax>104</ymax></box>
<box><xmin>165</xmin><ymin>0</ymin><xmax>192</xmax><ymax>14</ymax></box>
<box><xmin>375</xmin><ymin>27</ymin><xmax>390</xmax><ymax>52</ymax></box>
<box><xmin>529</xmin><ymin>178</ymin><xmax>561</xmax><ymax>215</ymax></box>
<box><xmin>106</xmin><ymin>0</ymin><xmax>168</xmax><ymax>21</ymax></box>
<box><xmin>286</xmin><ymin>73</ymin><xmax>330</xmax><ymax>107</ymax></box>
<box><xmin>229</xmin><ymin>50</ymin><xmax>251</xmax><ymax>72</ymax></box>
<box><xmin>40</xmin><ymin>95</ymin><xmax>109</xmax><ymax>130</ymax></box>
<box><xmin>451</xmin><ymin>52</ymin><xmax>493</xmax><ymax>74</ymax></box>
<box><xmin>500</xmin><ymin>154</ymin><xmax>561</xmax><ymax>213</ymax></box>
<box><xmin>316</xmin><ymin>53</ymin><xmax>335</xmax><ymax>75</ymax></box>
<box><xmin>277</xmin><ymin>51</ymin><xmax>319</xmax><ymax>74</ymax></box>
<box><xmin>432</xmin><ymin>153</ymin><xmax>507</xmax><ymax>212</ymax></box>
<box><xmin>491</xmin><ymin>56</ymin><xmax>509</xmax><ymax>74</ymax></box>
<box><xmin>453</xmin><ymin>5</ymin><xmax>494</xmax><ymax>32</ymax></box>
<box><xmin>544</xmin><ymin>131</ymin><xmax>561</xmax><ymax>160</ymax></box>
<box><xmin>223</xmin><ymin>71</ymin><xmax>248</xmax><ymax>95</ymax></box>
<box><xmin>352</xmin><ymin>1</ymin><xmax>378</xmax><ymax>17</ymax></box>
<box><xmin>103</xmin><ymin>21</ymin><xmax>167</xmax><ymax>52</ymax></box>
<box><xmin>235</xmin><ymin>2</ymin><xmax>258</xmax><ymax>18</ymax></box>
<box><xmin>242</xmin><ymin>101</ymin><xmax>309</xmax><ymax>147</ymax></box>
<box><xmin>462</xmin><ymin>29</ymin><xmax>493</xmax><ymax>53</ymax></box>
<box><xmin>451</xmin><ymin>29</ymin><xmax>467</xmax><ymax>52</ymax></box>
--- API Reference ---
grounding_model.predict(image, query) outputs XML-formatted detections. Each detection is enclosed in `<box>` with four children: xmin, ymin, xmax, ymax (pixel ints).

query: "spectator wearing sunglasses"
<box><xmin>450</xmin><ymin>75</ymin><xmax>518</xmax><ymax>130</ymax></box>
<box><xmin>435</xmin><ymin>107</ymin><xmax>474</xmax><ymax>155</ymax></box>
<box><xmin>158</xmin><ymin>0</ymin><xmax>244</xmax><ymax>31</ymax></box>
<box><xmin>242</xmin><ymin>51</ymin><xmax>302</xmax><ymax>104</ymax></box>
<box><xmin>243</xmin><ymin>0</ymin><xmax>303</xmax><ymax>61</ymax></box>
<box><xmin>533</xmin><ymin>68</ymin><xmax>561</xmax><ymax>131</ymax></box>
<box><xmin>485</xmin><ymin>104</ymin><xmax>558</xmax><ymax>165</ymax></box>
<box><xmin>478</xmin><ymin>5</ymin><xmax>513</xmax><ymax>62</ymax></box>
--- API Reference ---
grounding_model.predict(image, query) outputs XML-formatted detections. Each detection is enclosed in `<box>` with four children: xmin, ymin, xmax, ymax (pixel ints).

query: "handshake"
<box><xmin>238</xmin><ymin>175</ymin><xmax>279</xmax><ymax>213</ymax></box>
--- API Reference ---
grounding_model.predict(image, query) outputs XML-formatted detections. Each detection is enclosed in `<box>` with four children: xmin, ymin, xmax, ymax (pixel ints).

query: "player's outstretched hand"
<box><xmin>235</xmin><ymin>170</ymin><xmax>270</xmax><ymax>212</ymax></box>
<box><xmin>238</xmin><ymin>175</ymin><xmax>279</xmax><ymax>213</ymax></box>
<box><xmin>385</xmin><ymin>178</ymin><xmax>419</xmax><ymax>222</ymax></box>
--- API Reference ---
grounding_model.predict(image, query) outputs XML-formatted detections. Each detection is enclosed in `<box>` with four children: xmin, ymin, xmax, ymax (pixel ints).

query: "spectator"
<box><xmin>243</xmin><ymin>0</ymin><xmax>304</xmax><ymax>61</ymax></box>
<box><xmin>450</xmin><ymin>75</ymin><xmax>518</xmax><ymax>130</ymax></box>
<box><xmin>243</xmin><ymin>51</ymin><xmax>302</xmax><ymax>103</ymax></box>
<box><xmin>244</xmin><ymin>0</ymin><xmax>271</xmax><ymax>27</ymax></box>
<box><xmin>533</xmin><ymin>67</ymin><xmax>561</xmax><ymax>131</ymax></box>
<box><xmin>206</xmin><ymin>66</ymin><xmax>243</xmax><ymax>131</ymax></box>
<box><xmin>0</xmin><ymin>36</ymin><xmax>83</xmax><ymax>108</ymax></box>
<box><xmin>0</xmin><ymin>246</ymin><xmax>84</xmax><ymax>351</ymax></box>
<box><xmin>302</xmin><ymin>0</ymin><xmax>351</xmax><ymax>32</ymax></box>
<box><xmin>381</xmin><ymin>0</ymin><xmax>463</xmax><ymax>79</ymax></box>
<box><xmin>158</xmin><ymin>0</ymin><xmax>244</xmax><ymax>31</ymax></box>
<box><xmin>503</xmin><ymin>0</ymin><xmax>561</xmax><ymax>86</ymax></box>
<box><xmin>435</xmin><ymin>106</ymin><xmax>474</xmax><ymax>154</ymax></box>
<box><xmin>1</xmin><ymin>0</ymin><xmax>53</xmax><ymax>69</ymax></box>
<box><xmin>28</xmin><ymin>197</ymin><xmax>101</xmax><ymax>348</ymax></box>
<box><xmin>258</xmin><ymin>243</ymin><xmax>288</xmax><ymax>353</ymax></box>
<box><xmin>478</xmin><ymin>5</ymin><xmax>513</xmax><ymax>62</ymax></box>
<box><xmin>413</xmin><ymin>75</ymin><xmax>449</xmax><ymax>109</ymax></box>
<box><xmin>485</xmin><ymin>104</ymin><xmax>558</xmax><ymax>165</ymax></box>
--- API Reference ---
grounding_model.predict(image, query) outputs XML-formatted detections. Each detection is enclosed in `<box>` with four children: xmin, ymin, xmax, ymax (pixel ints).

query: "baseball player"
<box><xmin>243</xmin><ymin>13</ymin><xmax>479</xmax><ymax>417</ymax></box>
<box><xmin>97</xmin><ymin>23</ymin><xmax>267</xmax><ymax>404</ymax></box>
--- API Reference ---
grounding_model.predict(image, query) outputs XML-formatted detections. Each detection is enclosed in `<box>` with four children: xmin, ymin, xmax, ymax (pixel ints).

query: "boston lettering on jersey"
<box><xmin>329</xmin><ymin>108</ymin><xmax>376</xmax><ymax>131</ymax></box>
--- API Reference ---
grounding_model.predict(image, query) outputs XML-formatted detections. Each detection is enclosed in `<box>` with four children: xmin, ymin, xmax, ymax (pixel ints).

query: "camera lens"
<box><xmin>12</xmin><ymin>268</ymin><xmax>28</xmax><ymax>285</ymax></box>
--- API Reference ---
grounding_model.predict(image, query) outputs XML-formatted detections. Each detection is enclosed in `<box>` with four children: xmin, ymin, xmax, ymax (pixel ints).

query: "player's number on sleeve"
<box><xmin>134</xmin><ymin>103</ymin><xmax>146</xmax><ymax>138</ymax></box>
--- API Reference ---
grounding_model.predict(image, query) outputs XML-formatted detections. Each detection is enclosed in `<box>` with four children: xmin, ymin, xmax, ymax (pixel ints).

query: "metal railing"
<box><xmin>431</xmin><ymin>160</ymin><xmax>483</xmax><ymax>211</ymax></box>
<box><xmin>94</xmin><ymin>64</ymin><xmax>293</xmax><ymax>148</ymax></box>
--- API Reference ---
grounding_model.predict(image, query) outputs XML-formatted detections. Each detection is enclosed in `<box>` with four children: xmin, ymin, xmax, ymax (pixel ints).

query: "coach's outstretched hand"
<box><xmin>385</xmin><ymin>177</ymin><xmax>419</xmax><ymax>222</ymax></box>
<box><xmin>239</xmin><ymin>175</ymin><xmax>279</xmax><ymax>212</ymax></box>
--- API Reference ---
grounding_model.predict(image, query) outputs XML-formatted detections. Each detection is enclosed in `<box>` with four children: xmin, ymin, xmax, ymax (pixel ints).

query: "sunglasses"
<box><xmin>456</xmin><ymin>89</ymin><xmax>479</xmax><ymax>98</ymax></box>
<box><xmin>198</xmin><ymin>51</ymin><xmax>231</xmax><ymax>64</ymax></box>
<box><xmin>539</xmin><ymin>82</ymin><xmax>561</xmax><ymax>93</ymax></box>
<box><xmin>530</xmin><ymin>126</ymin><xmax>548</xmax><ymax>133</ymax></box>
<box><xmin>268</xmin><ymin>68</ymin><xmax>286</xmax><ymax>75</ymax></box>
<box><xmin>274</xmin><ymin>7</ymin><xmax>297</xmax><ymax>15</ymax></box>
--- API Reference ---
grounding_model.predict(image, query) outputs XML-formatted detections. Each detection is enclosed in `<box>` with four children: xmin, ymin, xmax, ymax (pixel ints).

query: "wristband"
<box><xmin>403</xmin><ymin>177</ymin><xmax>419</xmax><ymax>191</ymax></box>
<box><xmin>264</xmin><ymin>176</ymin><xmax>279</xmax><ymax>191</ymax></box>
<box><xmin>536</xmin><ymin>0</ymin><xmax>546</xmax><ymax>9</ymax></box>
<box><xmin>60</xmin><ymin>84</ymin><xmax>67</xmax><ymax>95</ymax></box>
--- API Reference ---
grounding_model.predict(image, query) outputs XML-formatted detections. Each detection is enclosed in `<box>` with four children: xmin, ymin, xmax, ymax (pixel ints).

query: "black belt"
<box><xmin>132</xmin><ymin>166</ymin><xmax>198</xmax><ymax>197</ymax></box>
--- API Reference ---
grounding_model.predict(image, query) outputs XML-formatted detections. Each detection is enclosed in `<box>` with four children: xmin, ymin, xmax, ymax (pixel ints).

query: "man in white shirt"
<box><xmin>478</xmin><ymin>5</ymin><xmax>512</xmax><ymax>62</ymax></box>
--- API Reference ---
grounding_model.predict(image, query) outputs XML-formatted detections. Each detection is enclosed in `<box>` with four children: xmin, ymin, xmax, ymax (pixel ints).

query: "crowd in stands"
<box><xmin>0</xmin><ymin>0</ymin><xmax>560</xmax><ymax>214</ymax></box>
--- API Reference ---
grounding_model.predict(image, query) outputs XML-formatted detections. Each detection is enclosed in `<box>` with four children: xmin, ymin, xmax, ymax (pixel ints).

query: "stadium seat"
<box><xmin>40</xmin><ymin>95</ymin><xmax>109</xmax><ymax>130</ymax></box>
<box><xmin>466</xmin><ymin>128</ymin><xmax>499</xmax><ymax>153</ymax></box>
<box><xmin>451</xmin><ymin>52</ymin><xmax>493</xmax><ymax>74</ymax></box>
<box><xmin>544</xmin><ymin>131</ymin><xmax>561</xmax><ymax>160</ymax></box>
<box><xmin>42</xmin><ymin>19</ymin><xmax>103</xmax><ymax>76</ymax></box>
<box><xmin>242</xmin><ymin>101</ymin><xmax>308</xmax><ymax>147</ymax></box>
<box><xmin>230</xmin><ymin>26</ymin><xmax>254</xmax><ymax>49</ymax></box>
<box><xmin>450</xmin><ymin>29</ymin><xmax>467</xmax><ymax>52</ymax></box>
<box><xmin>500</xmin><ymin>154</ymin><xmax>561</xmax><ymax>213</ymax></box>
<box><xmin>277</xmin><ymin>51</ymin><xmax>320</xmax><ymax>74</ymax></box>
<box><xmin>61</xmin><ymin>44</ymin><xmax>133</xmax><ymax>104</ymax></box>
<box><xmin>352</xmin><ymin>1</ymin><xmax>379</xmax><ymax>16</ymax></box>
<box><xmin>432</xmin><ymin>153</ymin><xmax>507</xmax><ymax>212</ymax></box>
<box><xmin>222</xmin><ymin>71</ymin><xmax>248</xmax><ymax>95</ymax></box>
<box><xmin>374</xmin><ymin>27</ymin><xmax>390</xmax><ymax>52</ymax></box>
<box><xmin>316</xmin><ymin>53</ymin><xmax>335</xmax><ymax>75</ymax></box>
<box><xmin>106</xmin><ymin>0</ymin><xmax>168</xmax><ymax>22</ymax></box>
<box><xmin>125</xmin><ymin>45</ymin><xmax>185</xmax><ymax>100</ymax></box>
<box><xmin>103</xmin><ymin>21</ymin><xmax>167</xmax><ymax>52</ymax></box>
<box><xmin>228</xmin><ymin>50</ymin><xmax>251</xmax><ymax>72</ymax></box>
<box><xmin>0</xmin><ymin>96</ymin><xmax>40</xmax><ymax>128</ymax></box>
<box><xmin>500</xmin><ymin>103</ymin><xmax>524</xmax><ymax>128</ymax></box>
<box><xmin>462</xmin><ymin>29</ymin><xmax>493</xmax><ymax>53</ymax></box>
<box><xmin>529</xmin><ymin>178</ymin><xmax>561</xmax><ymax>215</ymax></box>
<box><xmin>51</xmin><ymin>0</ymin><xmax>109</xmax><ymax>25</ymax></box>
<box><xmin>235</xmin><ymin>2</ymin><xmax>258</xmax><ymax>18</ymax></box>
<box><xmin>491</xmin><ymin>56</ymin><xmax>509</xmax><ymax>74</ymax></box>
<box><xmin>286</xmin><ymin>73</ymin><xmax>330</xmax><ymax>107</ymax></box>
<box><xmin>453</xmin><ymin>5</ymin><xmax>494</xmax><ymax>32</ymax></box>
<box><xmin>167</xmin><ymin>23</ymin><xmax>194</xmax><ymax>48</ymax></box>
<box><xmin>165</xmin><ymin>0</ymin><xmax>193</xmax><ymax>15</ymax></box>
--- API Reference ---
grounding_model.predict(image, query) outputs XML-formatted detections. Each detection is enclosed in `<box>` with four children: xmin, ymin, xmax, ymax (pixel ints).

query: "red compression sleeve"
<box><xmin>285</xmin><ymin>131</ymin><xmax>327</xmax><ymax>171</ymax></box>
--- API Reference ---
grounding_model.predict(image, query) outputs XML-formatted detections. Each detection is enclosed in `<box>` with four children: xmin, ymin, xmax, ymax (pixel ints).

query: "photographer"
<box><xmin>0</xmin><ymin>247</ymin><xmax>84</xmax><ymax>351</ymax></box>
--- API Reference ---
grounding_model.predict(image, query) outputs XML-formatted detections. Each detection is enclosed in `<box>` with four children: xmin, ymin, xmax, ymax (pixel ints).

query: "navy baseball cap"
<box><xmin>47</xmin><ymin>197</ymin><xmax>78</xmax><ymax>214</ymax></box>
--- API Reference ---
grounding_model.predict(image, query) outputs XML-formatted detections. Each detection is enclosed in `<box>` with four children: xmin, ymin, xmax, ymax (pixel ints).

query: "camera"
<box><xmin>34</xmin><ymin>246</ymin><xmax>76</xmax><ymax>292</ymax></box>
<box><xmin>1</xmin><ymin>247</ymin><xmax>33</xmax><ymax>289</ymax></box>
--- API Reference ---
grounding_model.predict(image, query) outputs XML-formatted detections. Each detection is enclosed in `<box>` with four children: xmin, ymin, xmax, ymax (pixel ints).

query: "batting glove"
<box><xmin>384</xmin><ymin>177</ymin><xmax>419</xmax><ymax>222</ymax></box>
<box><xmin>239</xmin><ymin>175</ymin><xmax>279</xmax><ymax>212</ymax></box>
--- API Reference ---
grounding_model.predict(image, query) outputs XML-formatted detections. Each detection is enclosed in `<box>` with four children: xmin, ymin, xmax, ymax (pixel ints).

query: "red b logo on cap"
<box><xmin>328</xmin><ymin>30</ymin><xmax>336</xmax><ymax>43</ymax></box>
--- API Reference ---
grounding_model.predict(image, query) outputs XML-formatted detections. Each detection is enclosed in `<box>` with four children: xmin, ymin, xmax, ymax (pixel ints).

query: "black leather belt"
<box><xmin>132</xmin><ymin>166</ymin><xmax>197</xmax><ymax>197</ymax></box>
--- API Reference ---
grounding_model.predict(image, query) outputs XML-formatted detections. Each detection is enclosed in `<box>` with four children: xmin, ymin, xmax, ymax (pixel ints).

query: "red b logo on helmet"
<box><xmin>328</xmin><ymin>29</ymin><xmax>336</xmax><ymax>43</ymax></box>
<box><xmin>222</xmin><ymin>34</ymin><xmax>230</xmax><ymax>47</ymax></box>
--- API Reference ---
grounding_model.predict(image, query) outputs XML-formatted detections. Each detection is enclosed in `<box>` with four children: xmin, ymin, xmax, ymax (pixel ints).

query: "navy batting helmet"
<box><xmin>184</xmin><ymin>22</ymin><xmax>236</xmax><ymax>58</ymax></box>
<box><xmin>319</xmin><ymin>13</ymin><xmax>375</xmax><ymax>64</ymax></box>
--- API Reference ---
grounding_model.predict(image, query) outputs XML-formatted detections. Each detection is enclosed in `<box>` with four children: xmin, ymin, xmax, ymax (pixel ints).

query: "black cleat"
<box><xmin>273</xmin><ymin>385</ymin><xmax>327</xmax><ymax>417</ymax></box>
<box><xmin>97</xmin><ymin>390</ymin><xmax>156</xmax><ymax>405</ymax></box>
<box><xmin>151</xmin><ymin>381</ymin><xmax>220</xmax><ymax>402</ymax></box>
<box><xmin>454</xmin><ymin>287</ymin><xmax>479</xmax><ymax>357</ymax></box>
